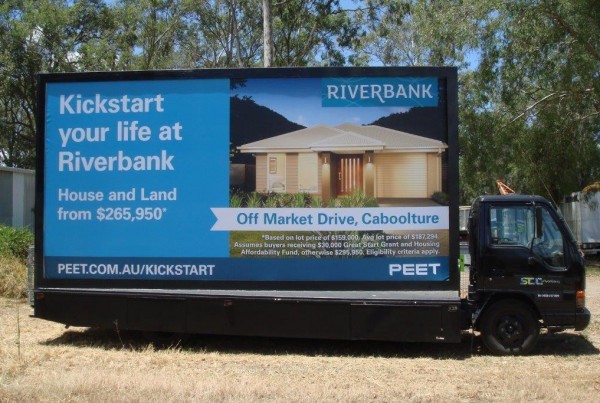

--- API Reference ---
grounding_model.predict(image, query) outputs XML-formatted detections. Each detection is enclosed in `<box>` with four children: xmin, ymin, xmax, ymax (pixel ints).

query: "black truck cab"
<box><xmin>468</xmin><ymin>195</ymin><xmax>591</xmax><ymax>354</ymax></box>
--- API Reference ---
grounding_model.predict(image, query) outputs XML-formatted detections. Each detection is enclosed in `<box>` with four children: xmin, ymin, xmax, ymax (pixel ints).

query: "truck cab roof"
<box><xmin>474</xmin><ymin>194</ymin><xmax>549</xmax><ymax>205</ymax></box>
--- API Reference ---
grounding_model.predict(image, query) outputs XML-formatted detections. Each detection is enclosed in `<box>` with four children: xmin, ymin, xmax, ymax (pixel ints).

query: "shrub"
<box><xmin>310</xmin><ymin>196</ymin><xmax>323</xmax><ymax>208</ymax></box>
<box><xmin>0</xmin><ymin>225</ymin><xmax>34</xmax><ymax>262</ymax></box>
<box><xmin>0</xmin><ymin>255</ymin><xmax>28</xmax><ymax>299</ymax></box>
<box><xmin>432</xmin><ymin>191</ymin><xmax>449</xmax><ymax>205</ymax></box>
<box><xmin>264</xmin><ymin>196</ymin><xmax>279</xmax><ymax>208</ymax></box>
<box><xmin>230</xmin><ymin>191</ymin><xmax>244</xmax><ymax>208</ymax></box>
<box><xmin>246</xmin><ymin>192</ymin><xmax>263</xmax><ymax>207</ymax></box>
<box><xmin>270</xmin><ymin>192</ymin><xmax>311</xmax><ymax>208</ymax></box>
<box><xmin>335</xmin><ymin>189</ymin><xmax>378</xmax><ymax>208</ymax></box>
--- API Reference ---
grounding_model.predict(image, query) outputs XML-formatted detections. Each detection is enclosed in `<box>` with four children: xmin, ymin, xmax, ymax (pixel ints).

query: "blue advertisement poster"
<box><xmin>43</xmin><ymin>72</ymin><xmax>453</xmax><ymax>283</ymax></box>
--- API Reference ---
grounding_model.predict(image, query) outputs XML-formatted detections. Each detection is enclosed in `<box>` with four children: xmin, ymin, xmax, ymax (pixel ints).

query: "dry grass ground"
<box><xmin>1</xmin><ymin>271</ymin><xmax>600</xmax><ymax>401</ymax></box>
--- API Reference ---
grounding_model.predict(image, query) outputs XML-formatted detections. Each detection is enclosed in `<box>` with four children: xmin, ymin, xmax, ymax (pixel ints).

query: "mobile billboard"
<box><xmin>37</xmin><ymin>67</ymin><xmax>458</xmax><ymax>289</ymax></box>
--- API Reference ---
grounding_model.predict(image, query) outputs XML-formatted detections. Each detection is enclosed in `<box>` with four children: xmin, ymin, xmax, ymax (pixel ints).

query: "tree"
<box><xmin>461</xmin><ymin>0</ymin><xmax>600</xmax><ymax>203</ymax></box>
<box><xmin>270</xmin><ymin>0</ymin><xmax>351</xmax><ymax>66</ymax></box>
<box><xmin>113</xmin><ymin>0</ymin><xmax>197</xmax><ymax>70</ymax></box>
<box><xmin>0</xmin><ymin>0</ymin><xmax>120</xmax><ymax>168</ymax></box>
<box><xmin>181</xmin><ymin>0</ymin><xmax>263</xmax><ymax>67</ymax></box>
<box><xmin>0</xmin><ymin>0</ymin><xmax>72</xmax><ymax>168</ymax></box>
<box><xmin>182</xmin><ymin>0</ymin><xmax>354</xmax><ymax>68</ymax></box>
<box><xmin>350</xmin><ymin>0</ymin><xmax>600</xmax><ymax>203</ymax></box>
<box><xmin>0</xmin><ymin>0</ymin><xmax>361</xmax><ymax>168</ymax></box>
<box><xmin>349</xmin><ymin>0</ymin><xmax>483</xmax><ymax>67</ymax></box>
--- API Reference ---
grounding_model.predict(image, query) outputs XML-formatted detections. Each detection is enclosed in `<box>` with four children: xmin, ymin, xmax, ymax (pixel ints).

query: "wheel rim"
<box><xmin>496</xmin><ymin>315</ymin><xmax>525</xmax><ymax>347</ymax></box>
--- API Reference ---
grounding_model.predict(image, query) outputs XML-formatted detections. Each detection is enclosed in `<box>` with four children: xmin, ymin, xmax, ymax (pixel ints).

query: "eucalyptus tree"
<box><xmin>0</xmin><ymin>0</ymin><xmax>119</xmax><ymax>167</ymax></box>
<box><xmin>270</xmin><ymin>0</ymin><xmax>351</xmax><ymax>66</ymax></box>
<box><xmin>113</xmin><ymin>0</ymin><xmax>197</xmax><ymax>70</ymax></box>
<box><xmin>462</xmin><ymin>0</ymin><xmax>600</xmax><ymax>203</ymax></box>
<box><xmin>349</xmin><ymin>0</ymin><xmax>483</xmax><ymax>67</ymax></box>
<box><xmin>182</xmin><ymin>0</ymin><xmax>353</xmax><ymax>68</ymax></box>
<box><xmin>350</xmin><ymin>0</ymin><xmax>600</xmax><ymax>203</ymax></box>
<box><xmin>183</xmin><ymin>0</ymin><xmax>263</xmax><ymax>67</ymax></box>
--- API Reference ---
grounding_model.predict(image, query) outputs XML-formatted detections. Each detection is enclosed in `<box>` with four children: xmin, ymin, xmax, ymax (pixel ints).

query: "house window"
<box><xmin>267</xmin><ymin>153</ymin><xmax>286</xmax><ymax>192</ymax></box>
<box><xmin>269</xmin><ymin>157</ymin><xmax>277</xmax><ymax>174</ymax></box>
<box><xmin>298</xmin><ymin>153</ymin><xmax>318</xmax><ymax>193</ymax></box>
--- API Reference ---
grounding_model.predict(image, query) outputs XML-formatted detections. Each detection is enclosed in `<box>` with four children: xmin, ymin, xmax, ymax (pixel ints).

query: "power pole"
<box><xmin>263</xmin><ymin>0</ymin><xmax>273</xmax><ymax>67</ymax></box>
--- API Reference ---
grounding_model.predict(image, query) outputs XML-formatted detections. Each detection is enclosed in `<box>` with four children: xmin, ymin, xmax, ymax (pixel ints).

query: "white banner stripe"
<box><xmin>211</xmin><ymin>207</ymin><xmax>448</xmax><ymax>231</ymax></box>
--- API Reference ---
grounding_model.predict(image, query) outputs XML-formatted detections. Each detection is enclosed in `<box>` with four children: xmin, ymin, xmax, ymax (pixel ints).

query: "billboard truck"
<box><xmin>32</xmin><ymin>67</ymin><xmax>589</xmax><ymax>355</ymax></box>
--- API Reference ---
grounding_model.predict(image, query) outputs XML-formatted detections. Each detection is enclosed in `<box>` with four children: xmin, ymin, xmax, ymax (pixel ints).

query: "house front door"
<box><xmin>337</xmin><ymin>155</ymin><xmax>363</xmax><ymax>195</ymax></box>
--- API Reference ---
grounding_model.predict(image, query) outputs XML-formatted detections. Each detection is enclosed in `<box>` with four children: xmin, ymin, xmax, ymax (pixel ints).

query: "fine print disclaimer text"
<box><xmin>231</xmin><ymin>231</ymin><xmax>447</xmax><ymax>258</ymax></box>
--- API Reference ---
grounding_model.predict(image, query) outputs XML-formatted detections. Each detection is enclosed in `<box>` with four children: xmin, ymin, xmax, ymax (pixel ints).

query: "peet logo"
<box><xmin>389</xmin><ymin>263</ymin><xmax>440</xmax><ymax>276</ymax></box>
<box><xmin>322</xmin><ymin>77</ymin><xmax>438</xmax><ymax>107</ymax></box>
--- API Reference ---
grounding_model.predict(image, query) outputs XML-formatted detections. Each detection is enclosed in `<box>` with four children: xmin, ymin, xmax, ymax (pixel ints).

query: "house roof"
<box><xmin>238</xmin><ymin>123</ymin><xmax>447</xmax><ymax>154</ymax></box>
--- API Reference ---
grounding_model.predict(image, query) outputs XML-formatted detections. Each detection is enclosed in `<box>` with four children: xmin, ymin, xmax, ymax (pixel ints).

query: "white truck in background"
<box><xmin>561</xmin><ymin>190</ymin><xmax>600</xmax><ymax>255</ymax></box>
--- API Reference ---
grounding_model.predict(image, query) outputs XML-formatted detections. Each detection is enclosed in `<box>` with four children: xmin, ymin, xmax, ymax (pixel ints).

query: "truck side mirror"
<box><xmin>535</xmin><ymin>207</ymin><xmax>544</xmax><ymax>238</ymax></box>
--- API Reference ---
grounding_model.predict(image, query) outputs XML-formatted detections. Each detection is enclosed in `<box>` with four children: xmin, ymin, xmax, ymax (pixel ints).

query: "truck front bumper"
<box><xmin>575</xmin><ymin>308</ymin><xmax>591</xmax><ymax>331</ymax></box>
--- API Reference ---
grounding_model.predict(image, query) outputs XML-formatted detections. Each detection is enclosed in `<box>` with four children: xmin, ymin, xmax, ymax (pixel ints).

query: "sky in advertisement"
<box><xmin>232</xmin><ymin>78</ymin><xmax>409</xmax><ymax>127</ymax></box>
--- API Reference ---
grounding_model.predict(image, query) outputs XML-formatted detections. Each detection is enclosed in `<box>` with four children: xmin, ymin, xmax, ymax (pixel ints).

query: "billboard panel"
<box><xmin>38</xmin><ymin>68</ymin><xmax>457</xmax><ymax>288</ymax></box>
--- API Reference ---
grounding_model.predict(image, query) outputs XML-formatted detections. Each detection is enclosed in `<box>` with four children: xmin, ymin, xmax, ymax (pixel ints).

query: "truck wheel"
<box><xmin>480</xmin><ymin>300</ymin><xmax>540</xmax><ymax>355</ymax></box>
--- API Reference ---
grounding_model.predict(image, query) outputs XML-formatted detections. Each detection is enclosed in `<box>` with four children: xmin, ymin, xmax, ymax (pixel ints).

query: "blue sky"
<box><xmin>233</xmin><ymin>78</ymin><xmax>409</xmax><ymax>127</ymax></box>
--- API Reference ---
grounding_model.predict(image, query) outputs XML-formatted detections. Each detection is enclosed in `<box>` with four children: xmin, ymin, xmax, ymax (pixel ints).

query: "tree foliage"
<box><xmin>460</xmin><ymin>0</ymin><xmax>600</xmax><ymax>204</ymax></box>
<box><xmin>351</xmin><ymin>0</ymin><xmax>599</xmax><ymax>203</ymax></box>
<box><xmin>349</xmin><ymin>0</ymin><xmax>483</xmax><ymax>67</ymax></box>
<box><xmin>0</xmin><ymin>0</ymin><xmax>598</xmax><ymax>206</ymax></box>
<box><xmin>0</xmin><ymin>0</ymin><xmax>119</xmax><ymax>167</ymax></box>
<box><xmin>0</xmin><ymin>0</ymin><xmax>352</xmax><ymax>168</ymax></box>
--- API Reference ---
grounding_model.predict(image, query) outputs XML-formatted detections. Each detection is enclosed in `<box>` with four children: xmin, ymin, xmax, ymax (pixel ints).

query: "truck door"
<box><xmin>481</xmin><ymin>203</ymin><xmax>541</xmax><ymax>291</ymax></box>
<box><xmin>481</xmin><ymin>201</ymin><xmax>574</xmax><ymax>292</ymax></box>
<box><xmin>528</xmin><ymin>205</ymin><xmax>581</xmax><ymax>328</ymax></box>
<box><xmin>480</xmin><ymin>200</ymin><xmax>584</xmax><ymax>330</ymax></box>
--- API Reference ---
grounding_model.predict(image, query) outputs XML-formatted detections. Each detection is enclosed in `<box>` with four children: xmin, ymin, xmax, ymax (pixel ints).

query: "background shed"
<box><xmin>0</xmin><ymin>166</ymin><xmax>35</xmax><ymax>229</ymax></box>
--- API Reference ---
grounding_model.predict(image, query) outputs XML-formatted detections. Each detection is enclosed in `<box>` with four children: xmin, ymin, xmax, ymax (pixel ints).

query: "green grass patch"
<box><xmin>0</xmin><ymin>225</ymin><xmax>33</xmax><ymax>262</ymax></box>
<box><xmin>0</xmin><ymin>225</ymin><xmax>32</xmax><ymax>299</ymax></box>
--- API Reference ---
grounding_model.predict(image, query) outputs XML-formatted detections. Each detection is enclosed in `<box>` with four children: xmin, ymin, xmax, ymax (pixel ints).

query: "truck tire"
<box><xmin>480</xmin><ymin>300</ymin><xmax>540</xmax><ymax>355</ymax></box>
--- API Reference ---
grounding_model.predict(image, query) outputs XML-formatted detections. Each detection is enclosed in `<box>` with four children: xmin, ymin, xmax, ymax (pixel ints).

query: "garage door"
<box><xmin>375</xmin><ymin>153</ymin><xmax>427</xmax><ymax>198</ymax></box>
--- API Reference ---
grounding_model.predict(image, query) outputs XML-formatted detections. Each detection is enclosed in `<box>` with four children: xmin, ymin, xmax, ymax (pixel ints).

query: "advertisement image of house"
<box><xmin>238</xmin><ymin>123</ymin><xmax>447</xmax><ymax>204</ymax></box>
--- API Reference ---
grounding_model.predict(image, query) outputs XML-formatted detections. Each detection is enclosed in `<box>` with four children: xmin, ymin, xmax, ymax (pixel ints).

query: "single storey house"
<box><xmin>238</xmin><ymin>123</ymin><xmax>447</xmax><ymax>204</ymax></box>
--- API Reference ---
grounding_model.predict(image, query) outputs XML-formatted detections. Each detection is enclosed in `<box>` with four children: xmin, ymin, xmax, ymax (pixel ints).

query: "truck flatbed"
<box><xmin>34</xmin><ymin>286</ymin><xmax>464</xmax><ymax>344</ymax></box>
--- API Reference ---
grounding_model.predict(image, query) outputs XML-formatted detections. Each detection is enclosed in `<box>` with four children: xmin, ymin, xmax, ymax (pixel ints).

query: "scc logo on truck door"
<box><xmin>520</xmin><ymin>277</ymin><xmax>543</xmax><ymax>286</ymax></box>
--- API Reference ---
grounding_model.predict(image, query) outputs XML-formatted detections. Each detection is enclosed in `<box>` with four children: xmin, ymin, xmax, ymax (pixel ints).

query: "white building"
<box><xmin>0</xmin><ymin>166</ymin><xmax>35</xmax><ymax>229</ymax></box>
